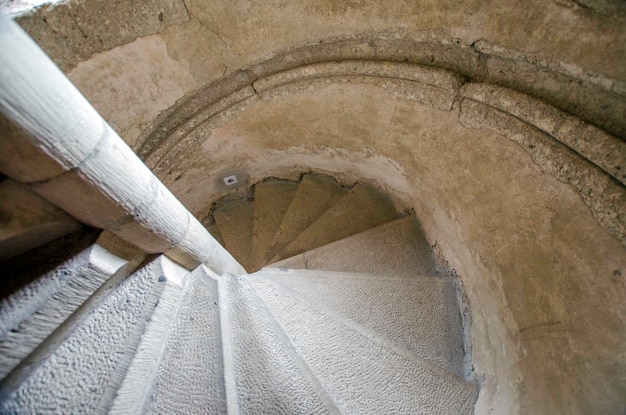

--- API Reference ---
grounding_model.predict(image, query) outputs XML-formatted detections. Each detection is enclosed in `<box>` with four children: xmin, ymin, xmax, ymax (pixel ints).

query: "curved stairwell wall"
<box><xmin>4</xmin><ymin>0</ymin><xmax>626</xmax><ymax>413</ymax></box>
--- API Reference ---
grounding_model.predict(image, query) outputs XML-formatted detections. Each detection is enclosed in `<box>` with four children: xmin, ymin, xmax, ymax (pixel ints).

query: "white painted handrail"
<box><xmin>0</xmin><ymin>13</ymin><xmax>244</xmax><ymax>275</ymax></box>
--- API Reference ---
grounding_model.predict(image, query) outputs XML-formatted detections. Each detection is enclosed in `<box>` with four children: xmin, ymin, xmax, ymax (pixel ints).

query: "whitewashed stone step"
<box><xmin>0</xmin><ymin>244</ymin><xmax>126</xmax><ymax>379</ymax></box>
<box><xmin>255</xmin><ymin>268</ymin><xmax>464</xmax><ymax>375</ymax></box>
<box><xmin>221</xmin><ymin>273</ymin><xmax>339</xmax><ymax>415</ymax></box>
<box><xmin>0</xmin><ymin>256</ymin><xmax>170</xmax><ymax>414</ymax></box>
<box><xmin>142</xmin><ymin>266</ymin><xmax>227</xmax><ymax>414</ymax></box>
<box><xmin>251</xmin><ymin>277</ymin><xmax>478</xmax><ymax>415</ymax></box>
<box><xmin>109</xmin><ymin>257</ymin><xmax>191</xmax><ymax>414</ymax></box>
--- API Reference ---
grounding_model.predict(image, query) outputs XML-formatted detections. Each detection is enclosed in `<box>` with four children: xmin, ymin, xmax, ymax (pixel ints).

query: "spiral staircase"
<box><xmin>0</xmin><ymin>172</ymin><xmax>477</xmax><ymax>414</ymax></box>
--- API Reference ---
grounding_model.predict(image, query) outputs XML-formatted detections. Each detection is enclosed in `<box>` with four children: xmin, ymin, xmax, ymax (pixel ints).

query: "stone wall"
<box><xmin>8</xmin><ymin>1</ymin><xmax>626</xmax><ymax>413</ymax></box>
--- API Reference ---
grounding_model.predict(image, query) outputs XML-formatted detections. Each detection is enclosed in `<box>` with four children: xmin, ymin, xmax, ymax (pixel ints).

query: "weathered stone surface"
<box><xmin>3</xmin><ymin>1</ymin><xmax>626</xmax><ymax>414</ymax></box>
<box><xmin>273</xmin><ymin>215</ymin><xmax>436</xmax><ymax>277</ymax></box>
<box><xmin>0</xmin><ymin>180</ymin><xmax>80</xmax><ymax>262</ymax></box>
<box><xmin>462</xmin><ymin>83</ymin><xmax>626</xmax><ymax>185</ymax></box>
<box><xmin>279</xmin><ymin>183</ymin><xmax>401</xmax><ymax>260</ymax></box>
<box><xmin>14</xmin><ymin>0</ymin><xmax>189</xmax><ymax>71</ymax></box>
<box><xmin>251</xmin><ymin>179</ymin><xmax>298</xmax><ymax>271</ymax></box>
<box><xmin>459</xmin><ymin>97</ymin><xmax>626</xmax><ymax>245</ymax></box>
<box><xmin>253</xmin><ymin>276</ymin><xmax>477</xmax><ymax>414</ymax></box>
<box><xmin>164</xmin><ymin>82</ymin><xmax>625</xmax><ymax>414</ymax></box>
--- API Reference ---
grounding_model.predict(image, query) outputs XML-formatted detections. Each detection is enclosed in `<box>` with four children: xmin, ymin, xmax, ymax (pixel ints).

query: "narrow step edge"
<box><xmin>0</xmin><ymin>254</ymin><xmax>148</xmax><ymax>403</ymax></box>
<box><xmin>109</xmin><ymin>257</ymin><xmax>192</xmax><ymax>414</ymax></box>
<box><xmin>246</xmin><ymin>276</ymin><xmax>343</xmax><ymax>415</ymax></box>
<box><xmin>0</xmin><ymin>244</ymin><xmax>127</xmax><ymax>379</ymax></box>
<box><xmin>253</xmin><ymin>276</ymin><xmax>475</xmax><ymax>388</ymax></box>
<box><xmin>258</xmin><ymin>267</ymin><xmax>452</xmax><ymax>283</ymax></box>
<box><xmin>218</xmin><ymin>273</ymin><xmax>241</xmax><ymax>415</ymax></box>
<box><xmin>95</xmin><ymin>256</ymin><xmax>172</xmax><ymax>414</ymax></box>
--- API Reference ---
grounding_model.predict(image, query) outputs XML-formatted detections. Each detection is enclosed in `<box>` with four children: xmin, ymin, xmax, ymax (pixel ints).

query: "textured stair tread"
<box><xmin>0</xmin><ymin>244</ymin><xmax>126</xmax><ymax>379</ymax></box>
<box><xmin>272</xmin><ymin>215</ymin><xmax>436</xmax><ymax>276</ymax></box>
<box><xmin>252</xmin><ymin>278</ymin><xmax>477</xmax><ymax>415</ymax></box>
<box><xmin>251</xmin><ymin>180</ymin><xmax>298</xmax><ymax>272</ymax></box>
<box><xmin>224</xmin><ymin>275</ymin><xmax>334</xmax><ymax>415</ymax></box>
<box><xmin>0</xmin><ymin>257</ymin><xmax>168</xmax><ymax>414</ymax></box>
<box><xmin>213</xmin><ymin>198</ymin><xmax>255</xmax><ymax>272</ymax></box>
<box><xmin>146</xmin><ymin>268</ymin><xmax>227</xmax><ymax>414</ymax></box>
<box><xmin>256</xmin><ymin>268</ymin><xmax>464</xmax><ymax>375</ymax></box>
<box><xmin>265</xmin><ymin>174</ymin><xmax>347</xmax><ymax>262</ymax></box>
<box><xmin>278</xmin><ymin>183</ymin><xmax>401</xmax><ymax>261</ymax></box>
<box><xmin>110</xmin><ymin>257</ymin><xmax>189</xmax><ymax>414</ymax></box>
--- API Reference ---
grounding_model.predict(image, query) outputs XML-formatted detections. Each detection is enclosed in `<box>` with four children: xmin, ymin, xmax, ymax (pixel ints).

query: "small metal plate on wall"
<box><xmin>223</xmin><ymin>175</ymin><xmax>238</xmax><ymax>186</ymax></box>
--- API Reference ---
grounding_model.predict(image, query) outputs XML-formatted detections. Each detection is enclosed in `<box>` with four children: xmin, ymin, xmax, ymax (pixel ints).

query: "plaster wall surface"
<box><xmin>6</xmin><ymin>0</ymin><xmax>626</xmax><ymax>413</ymax></box>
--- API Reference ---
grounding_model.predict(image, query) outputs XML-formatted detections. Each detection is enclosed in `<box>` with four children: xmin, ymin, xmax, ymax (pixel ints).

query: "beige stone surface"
<box><xmin>5</xmin><ymin>1</ymin><xmax>626</xmax><ymax>413</ymax></box>
<box><xmin>0</xmin><ymin>179</ymin><xmax>80</xmax><ymax>262</ymax></box>
<box><xmin>266</xmin><ymin>173</ymin><xmax>348</xmax><ymax>262</ymax></box>
<box><xmin>250</xmin><ymin>180</ymin><xmax>298</xmax><ymax>271</ymax></box>
<box><xmin>14</xmin><ymin>0</ymin><xmax>189</xmax><ymax>71</ymax></box>
<box><xmin>278</xmin><ymin>183</ymin><xmax>401</xmax><ymax>260</ymax></box>
<box><xmin>156</xmin><ymin>82</ymin><xmax>625</xmax><ymax>414</ymax></box>
<box><xmin>68</xmin><ymin>35</ymin><xmax>197</xmax><ymax>147</ymax></box>
<box><xmin>213</xmin><ymin>198</ymin><xmax>255</xmax><ymax>272</ymax></box>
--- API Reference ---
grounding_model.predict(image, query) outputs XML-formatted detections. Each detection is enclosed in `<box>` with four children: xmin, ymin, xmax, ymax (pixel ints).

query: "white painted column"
<box><xmin>0</xmin><ymin>13</ymin><xmax>244</xmax><ymax>275</ymax></box>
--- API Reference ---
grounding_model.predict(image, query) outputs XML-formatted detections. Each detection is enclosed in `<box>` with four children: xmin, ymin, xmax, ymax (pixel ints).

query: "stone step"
<box><xmin>0</xmin><ymin>256</ymin><xmax>170</xmax><ymax>414</ymax></box>
<box><xmin>275</xmin><ymin>183</ymin><xmax>401</xmax><ymax>262</ymax></box>
<box><xmin>251</xmin><ymin>180</ymin><xmax>298</xmax><ymax>272</ymax></box>
<box><xmin>142</xmin><ymin>266</ymin><xmax>227</xmax><ymax>414</ymax></box>
<box><xmin>255</xmin><ymin>268</ymin><xmax>464</xmax><ymax>376</ymax></box>
<box><xmin>251</xmin><ymin>276</ymin><xmax>478</xmax><ymax>414</ymax></box>
<box><xmin>213</xmin><ymin>198</ymin><xmax>255</xmax><ymax>272</ymax></box>
<box><xmin>220</xmin><ymin>273</ymin><xmax>339</xmax><ymax>415</ymax></box>
<box><xmin>109</xmin><ymin>257</ymin><xmax>191</xmax><ymax>414</ymax></box>
<box><xmin>0</xmin><ymin>243</ymin><xmax>127</xmax><ymax>379</ymax></box>
<box><xmin>272</xmin><ymin>215</ymin><xmax>436</xmax><ymax>276</ymax></box>
<box><xmin>265</xmin><ymin>174</ymin><xmax>347</xmax><ymax>263</ymax></box>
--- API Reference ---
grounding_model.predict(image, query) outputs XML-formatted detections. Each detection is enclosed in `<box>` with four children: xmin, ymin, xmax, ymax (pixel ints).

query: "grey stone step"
<box><xmin>276</xmin><ymin>183</ymin><xmax>401</xmax><ymax>261</ymax></box>
<box><xmin>265</xmin><ymin>174</ymin><xmax>347</xmax><ymax>263</ymax></box>
<box><xmin>251</xmin><ymin>277</ymin><xmax>478</xmax><ymax>415</ymax></box>
<box><xmin>0</xmin><ymin>256</ymin><xmax>170</xmax><ymax>414</ymax></box>
<box><xmin>109</xmin><ymin>257</ymin><xmax>191</xmax><ymax>414</ymax></box>
<box><xmin>0</xmin><ymin>243</ymin><xmax>127</xmax><ymax>379</ymax></box>
<box><xmin>142</xmin><ymin>266</ymin><xmax>227</xmax><ymax>414</ymax></box>
<box><xmin>251</xmin><ymin>180</ymin><xmax>298</xmax><ymax>272</ymax></box>
<box><xmin>255</xmin><ymin>268</ymin><xmax>464</xmax><ymax>376</ymax></box>
<box><xmin>272</xmin><ymin>215</ymin><xmax>436</xmax><ymax>276</ymax></box>
<box><xmin>220</xmin><ymin>273</ymin><xmax>339</xmax><ymax>415</ymax></box>
<box><xmin>213</xmin><ymin>198</ymin><xmax>255</xmax><ymax>272</ymax></box>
